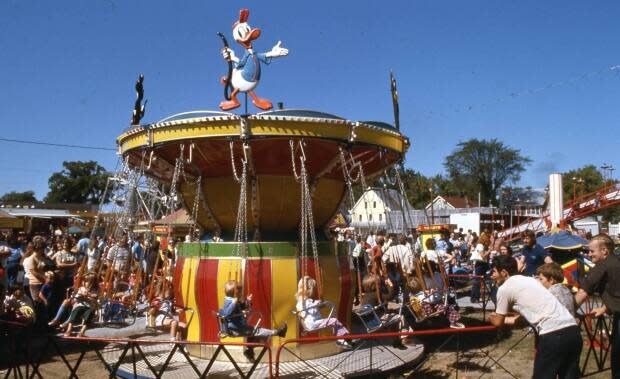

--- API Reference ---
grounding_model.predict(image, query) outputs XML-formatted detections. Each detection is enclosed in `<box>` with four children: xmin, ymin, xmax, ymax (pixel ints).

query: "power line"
<box><xmin>416</xmin><ymin>64</ymin><xmax>620</xmax><ymax>121</ymax></box>
<box><xmin>0</xmin><ymin>137</ymin><xmax>116</xmax><ymax>151</ymax></box>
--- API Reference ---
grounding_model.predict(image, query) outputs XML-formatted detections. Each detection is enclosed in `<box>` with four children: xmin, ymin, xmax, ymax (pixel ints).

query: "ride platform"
<box><xmin>98</xmin><ymin>337</ymin><xmax>424</xmax><ymax>378</ymax></box>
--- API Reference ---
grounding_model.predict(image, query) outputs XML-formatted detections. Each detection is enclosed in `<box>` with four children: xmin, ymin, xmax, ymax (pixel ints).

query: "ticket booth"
<box><xmin>417</xmin><ymin>224</ymin><xmax>456</xmax><ymax>251</ymax></box>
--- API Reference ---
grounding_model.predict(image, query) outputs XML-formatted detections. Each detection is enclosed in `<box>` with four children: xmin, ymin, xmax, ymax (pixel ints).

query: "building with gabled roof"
<box><xmin>425</xmin><ymin>195</ymin><xmax>476</xmax><ymax>211</ymax></box>
<box><xmin>349</xmin><ymin>188</ymin><xmax>415</xmax><ymax>233</ymax></box>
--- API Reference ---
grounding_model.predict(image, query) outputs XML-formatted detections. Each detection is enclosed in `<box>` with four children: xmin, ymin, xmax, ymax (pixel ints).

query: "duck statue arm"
<box><xmin>265</xmin><ymin>41</ymin><xmax>289</xmax><ymax>58</ymax></box>
<box><xmin>222</xmin><ymin>47</ymin><xmax>239</xmax><ymax>64</ymax></box>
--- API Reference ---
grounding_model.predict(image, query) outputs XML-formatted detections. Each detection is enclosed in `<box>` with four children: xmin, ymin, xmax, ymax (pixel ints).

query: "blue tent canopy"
<box><xmin>67</xmin><ymin>226</ymin><xmax>83</xmax><ymax>234</ymax></box>
<box><xmin>536</xmin><ymin>230</ymin><xmax>588</xmax><ymax>251</ymax></box>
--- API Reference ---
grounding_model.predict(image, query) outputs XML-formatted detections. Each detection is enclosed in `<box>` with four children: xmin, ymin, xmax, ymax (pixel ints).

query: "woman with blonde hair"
<box><xmin>295</xmin><ymin>276</ymin><xmax>351</xmax><ymax>347</ymax></box>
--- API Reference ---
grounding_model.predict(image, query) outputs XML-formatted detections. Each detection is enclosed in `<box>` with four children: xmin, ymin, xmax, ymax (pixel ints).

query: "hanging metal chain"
<box><xmin>394</xmin><ymin>167</ymin><xmax>411</xmax><ymax>233</ymax></box>
<box><xmin>293</xmin><ymin>140</ymin><xmax>322</xmax><ymax>298</ymax></box>
<box><xmin>230</xmin><ymin>141</ymin><xmax>242</xmax><ymax>183</ymax></box>
<box><xmin>383</xmin><ymin>166</ymin><xmax>398</xmax><ymax>186</ymax></box>
<box><xmin>167</xmin><ymin>144</ymin><xmax>186</xmax><ymax>213</ymax></box>
<box><xmin>232</xmin><ymin>160</ymin><xmax>248</xmax><ymax>258</ymax></box>
<box><xmin>338</xmin><ymin>147</ymin><xmax>362</xmax><ymax>184</ymax></box>
<box><xmin>358</xmin><ymin>155</ymin><xmax>368</xmax><ymax>191</ymax></box>
<box><xmin>229</xmin><ymin>140</ymin><xmax>248</xmax><ymax>257</ymax></box>
<box><xmin>189</xmin><ymin>176</ymin><xmax>202</xmax><ymax>241</ymax></box>
<box><xmin>338</xmin><ymin>147</ymin><xmax>374</xmax><ymax>233</ymax></box>
<box><xmin>339</xmin><ymin>148</ymin><xmax>357</xmax><ymax>212</ymax></box>
<box><xmin>290</xmin><ymin>140</ymin><xmax>301</xmax><ymax>181</ymax></box>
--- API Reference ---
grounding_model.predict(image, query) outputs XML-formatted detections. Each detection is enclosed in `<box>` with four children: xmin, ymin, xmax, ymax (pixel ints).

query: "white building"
<box><xmin>349</xmin><ymin>188</ymin><xmax>414</xmax><ymax>233</ymax></box>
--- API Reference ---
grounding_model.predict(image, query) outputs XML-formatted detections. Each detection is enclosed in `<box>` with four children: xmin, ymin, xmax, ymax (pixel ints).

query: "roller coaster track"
<box><xmin>498</xmin><ymin>182</ymin><xmax>620</xmax><ymax>240</ymax></box>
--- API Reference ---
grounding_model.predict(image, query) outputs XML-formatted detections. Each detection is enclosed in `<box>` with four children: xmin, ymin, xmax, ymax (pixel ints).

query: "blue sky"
<box><xmin>1</xmin><ymin>1</ymin><xmax>619</xmax><ymax>200</ymax></box>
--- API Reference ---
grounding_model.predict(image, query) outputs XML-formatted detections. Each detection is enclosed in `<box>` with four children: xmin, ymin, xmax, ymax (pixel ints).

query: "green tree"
<box><xmin>444</xmin><ymin>139</ymin><xmax>531</xmax><ymax>206</ymax></box>
<box><xmin>561</xmin><ymin>165</ymin><xmax>604</xmax><ymax>202</ymax></box>
<box><xmin>395</xmin><ymin>169</ymin><xmax>460</xmax><ymax>209</ymax></box>
<box><xmin>0</xmin><ymin>190</ymin><xmax>37</xmax><ymax>203</ymax></box>
<box><xmin>45</xmin><ymin>161</ymin><xmax>111</xmax><ymax>204</ymax></box>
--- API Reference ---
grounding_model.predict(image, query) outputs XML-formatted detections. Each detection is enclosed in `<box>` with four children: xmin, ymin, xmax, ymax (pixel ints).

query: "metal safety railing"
<box><xmin>579</xmin><ymin>313</ymin><xmax>613</xmax><ymax>377</ymax></box>
<box><xmin>448</xmin><ymin>273</ymin><xmax>493</xmax><ymax>320</ymax></box>
<box><xmin>0</xmin><ymin>323</ymin><xmax>272</xmax><ymax>379</ymax></box>
<box><xmin>2</xmin><ymin>312</ymin><xmax>613</xmax><ymax>378</ymax></box>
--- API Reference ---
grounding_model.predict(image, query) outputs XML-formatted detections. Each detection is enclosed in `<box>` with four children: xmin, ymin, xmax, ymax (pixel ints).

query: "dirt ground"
<box><xmin>400</xmin><ymin>306</ymin><xmax>612</xmax><ymax>379</ymax></box>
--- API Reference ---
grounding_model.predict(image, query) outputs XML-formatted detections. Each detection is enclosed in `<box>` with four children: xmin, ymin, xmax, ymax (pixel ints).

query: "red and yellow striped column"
<box><xmin>172</xmin><ymin>241</ymin><xmax>353</xmax><ymax>360</ymax></box>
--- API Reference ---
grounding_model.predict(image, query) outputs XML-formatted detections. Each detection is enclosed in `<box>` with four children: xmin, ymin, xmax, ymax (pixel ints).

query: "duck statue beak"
<box><xmin>239</xmin><ymin>28</ymin><xmax>261</xmax><ymax>49</ymax></box>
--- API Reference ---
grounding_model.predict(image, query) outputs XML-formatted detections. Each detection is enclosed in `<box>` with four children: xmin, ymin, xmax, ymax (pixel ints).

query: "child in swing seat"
<box><xmin>3</xmin><ymin>287</ymin><xmax>35</xmax><ymax>324</ymax></box>
<box><xmin>405</xmin><ymin>275</ymin><xmax>464</xmax><ymax>329</ymax></box>
<box><xmin>295</xmin><ymin>276</ymin><xmax>352</xmax><ymax>348</ymax></box>
<box><xmin>220</xmin><ymin>280</ymin><xmax>287</xmax><ymax>362</ymax></box>
<box><xmin>148</xmin><ymin>285</ymin><xmax>187</xmax><ymax>344</ymax></box>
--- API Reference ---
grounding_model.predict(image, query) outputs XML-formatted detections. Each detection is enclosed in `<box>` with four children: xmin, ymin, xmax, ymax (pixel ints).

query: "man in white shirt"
<box><xmin>488</xmin><ymin>255</ymin><xmax>581</xmax><ymax>379</ymax></box>
<box><xmin>366</xmin><ymin>233</ymin><xmax>376</xmax><ymax>249</ymax></box>
<box><xmin>383</xmin><ymin>235</ymin><xmax>414</xmax><ymax>275</ymax></box>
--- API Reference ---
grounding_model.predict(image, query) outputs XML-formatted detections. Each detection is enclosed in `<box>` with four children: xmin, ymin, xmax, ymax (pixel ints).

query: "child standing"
<box><xmin>536</xmin><ymin>263</ymin><xmax>576</xmax><ymax>316</ymax></box>
<box><xmin>38</xmin><ymin>271</ymin><xmax>57</xmax><ymax>322</ymax></box>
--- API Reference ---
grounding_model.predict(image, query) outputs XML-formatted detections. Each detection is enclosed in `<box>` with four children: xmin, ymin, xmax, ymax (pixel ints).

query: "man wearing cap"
<box><xmin>575</xmin><ymin>233</ymin><xmax>620</xmax><ymax>378</ymax></box>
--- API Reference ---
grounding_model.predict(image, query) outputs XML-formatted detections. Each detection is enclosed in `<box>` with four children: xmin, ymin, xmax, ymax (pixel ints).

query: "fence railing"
<box><xmin>1</xmin><ymin>311</ymin><xmax>612</xmax><ymax>378</ymax></box>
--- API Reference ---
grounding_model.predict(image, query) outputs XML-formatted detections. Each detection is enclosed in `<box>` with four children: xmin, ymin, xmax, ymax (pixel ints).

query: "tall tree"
<box><xmin>444</xmin><ymin>139</ymin><xmax>531</xmax><ymax>206</ymax></box>
<box><xmin>45</xmin><ymin>161</ymin><xmax>111</xmax><ymax>204</ymax></box>
<box><xmin>0</xmin><ymin>191</ymin><xmax>37</xmax><ymax>203</ymax></box>
<box><xmin>561</xmin><ymin>165</ymin><xmax>604</xmax><ymax>202</ymax></box>
<box><xmin>397</xmin><ymin>169</ymin><xmax>459</xmax><ymax>209</ymax></box>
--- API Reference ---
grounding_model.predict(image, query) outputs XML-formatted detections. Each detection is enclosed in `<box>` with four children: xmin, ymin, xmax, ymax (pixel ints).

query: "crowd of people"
<box><xmin>335</xmin><ymin>227</ymin><xmax>619</xmax><ymax>379</ymax></box>
<box><xmin>0</xmin><ymin>231</ymin><xmax>180</xmax><ymax>340</ymax></box>
<box><xmin>1</xmin><ymin>226</ymin><xmax>619</xmax><ymax>378</ymax></box>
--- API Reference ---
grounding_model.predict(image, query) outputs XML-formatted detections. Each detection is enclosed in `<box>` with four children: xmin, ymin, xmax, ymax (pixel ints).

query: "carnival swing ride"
<box><xmin>109</xmin><ymin>8</ymin><xmax>470</xmax><ymax>364</ymax></box>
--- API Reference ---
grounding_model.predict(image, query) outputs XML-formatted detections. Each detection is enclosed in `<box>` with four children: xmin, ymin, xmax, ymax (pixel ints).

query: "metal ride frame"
<box><xmin>1</xmin><ymin>326</ymin><xmax>273</xmax><ymax>379</ymax></box>
<box><xmin>447</xmin><ymin>273</ymin><xmax>493</xmax><ymax>321</ymax></box>
<box><xmin>578</xmin><ymin>312</ymin><xmax>613</xmax><ymax>377</ymax></box>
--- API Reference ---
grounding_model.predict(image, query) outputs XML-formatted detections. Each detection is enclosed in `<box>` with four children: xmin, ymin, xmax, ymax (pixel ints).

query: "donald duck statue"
<box><xmin>219</xmin><ymin>9</ymin><xmax>289</xmax><ymax>111</ymax></box>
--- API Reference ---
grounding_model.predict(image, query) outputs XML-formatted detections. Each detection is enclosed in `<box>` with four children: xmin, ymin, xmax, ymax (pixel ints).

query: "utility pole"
<box><xmin>572</xmin><ymin>177</ymin><xmax>583</xmax><ymax>202</ymax></box>
<box><xmin>601</xmin><ymin>163</ymin><xmax>614</xmax><ymax>182</ymax></box>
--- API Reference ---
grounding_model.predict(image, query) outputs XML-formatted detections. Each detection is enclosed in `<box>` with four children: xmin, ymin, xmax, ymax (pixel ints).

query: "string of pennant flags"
<box><xmin>415</xmin><ymin>64</ymin><xmax>620</xmax><ymax>121</ymax></box>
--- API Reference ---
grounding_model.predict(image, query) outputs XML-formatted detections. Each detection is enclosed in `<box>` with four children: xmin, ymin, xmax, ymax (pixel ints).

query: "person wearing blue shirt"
<box><xmin>219</xmin><ymin>280</ymin><xmax>286</xmax><ymax>362</ymax></box>
<box><xmin>518</xmin><ymin>230</ymin><xmax>553</xmax><ymax>276</ymax></box>
<box><xmin>131</xmin><ymin>235</ymin><xmax>144</xmax><ymax>261</ymax></box>
<box><xmin>77</xmin><ymin>235</ymin><xmax>90</xmax><ymax>259</ymax></box>
<box><xmin>5</xmin><ymin>237</ymin><xmax>23</xmax><ymax>287</ymax></box>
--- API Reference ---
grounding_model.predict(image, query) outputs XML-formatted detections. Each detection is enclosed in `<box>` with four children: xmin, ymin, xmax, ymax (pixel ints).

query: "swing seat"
<box><xmin>215</xmin><ymin>310</ymin><xmax>263</xmax><ymax>339</ymax></box>
<box><xmin>354</xmin><ymin>303</ymin><xmax>400</xmax><ymax>334</ymax></box>
<box><xmin>293</xmin><ymin>300</ymin><xmax>337</xmax><ymax>335</ymax></box>
<box><xmin>405</xmin><ymin>297</ymin><xmax>443</xmax><ymax>324</ymax></box>
<box><xmin>405</xmin><ymin>288</ymin><xmax>459</xmax><ymax>324</ymax></box>
<box><xmin>101</xmin><ymin>299</ymin><xmax>136</xmax><ymax>325</ymax></box>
